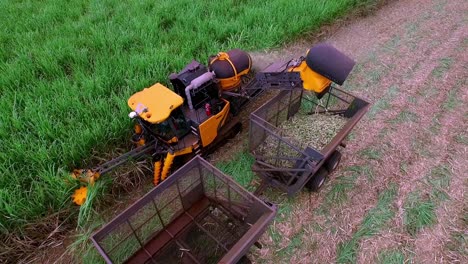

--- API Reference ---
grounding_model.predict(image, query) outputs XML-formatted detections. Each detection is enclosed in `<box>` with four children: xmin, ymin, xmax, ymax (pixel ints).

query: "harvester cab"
<box><xmin>126</xmin><ymin>61</ymin><xmax>239</xmax><ymax>186</ymax></box>
<box><xmin>128</xmin><ymin>83</ymin><xmax>188</xmax><ymax>146</ymax></box>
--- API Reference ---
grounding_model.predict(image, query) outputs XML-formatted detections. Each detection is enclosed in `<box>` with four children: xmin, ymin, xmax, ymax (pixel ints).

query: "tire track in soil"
<box><xmin>309</xmin><ymin>25</ymin><xmax>466</xmax><ymax>264</ymax></box>
<box><xmin>250</xmin><ymin>0</ymin><xmax>468</xmax><ymax>262</ymax></box>
<box><xmin>357</xmin><ymin>57</ymin><xmax>468</xmax><ymax>263</ymax></box>
<box><xmin>437</xmin><ymin>140</ymin><xmax>468</xmax><ymax>263</ymax></box>
<box><xmin>412</xmin><ymin>111</ymin><xmax>468</xmax><ymax>263</ymax></box>
<box><xmin>340</xmin><ymin>0</ymin><xmax>463</xmax><ymax>147</ymax></box>
<box><xmin>356</xmin><ymin>2</ymin><xmax>468</xmax><ymax>262</ymax></box>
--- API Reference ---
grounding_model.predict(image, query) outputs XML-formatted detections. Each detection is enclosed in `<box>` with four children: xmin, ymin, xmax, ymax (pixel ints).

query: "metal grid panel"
<box><xmin>250</xmin><ymin>90</ymin><xmax>312</xmax><ymax>171</ymax></box>
<box><xmin>249</xmin><ymin>87</ymin><xmax>369</xmax><ymax>194</ymax></box>
<box><xmin>91</xmin><ymin>156</ymin><xmax>276</xmax><ymax>264</ymax></box>
<box><xmin>300</xmin><ymin>87</ymin><xmax>355</xmax><ymax>115</ymax></box>
<box><xmin>98</xmin><ymin>220</ymin><xmax>140</xmax><ymax>263</ymax></box>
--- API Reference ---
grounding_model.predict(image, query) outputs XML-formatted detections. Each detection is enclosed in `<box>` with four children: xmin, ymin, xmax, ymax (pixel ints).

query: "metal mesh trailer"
<box><xmin>91</xmin><ymin>156</ymin><xmax>276</xmax><ymax>264</ymax></box>
<box><xmin>249</xmin><ymin>86</ymin><xmax>369</xmax><ymax>195</ymax></box>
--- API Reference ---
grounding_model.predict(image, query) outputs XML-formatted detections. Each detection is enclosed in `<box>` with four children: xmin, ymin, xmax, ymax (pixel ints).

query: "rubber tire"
<box><xmin>306</xmin><ymin>168</ymin><xmax>329</xmax><ymax>192</ymax></box>
<box><xmin>325</xmin><ymin>150</ymin><xmax>342</xmax><ymax>172</ymax></box>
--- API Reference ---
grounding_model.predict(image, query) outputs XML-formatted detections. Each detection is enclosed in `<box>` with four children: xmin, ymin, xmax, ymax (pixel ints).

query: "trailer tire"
<box><xmin>325</xmin><ymin>150</ymin><xmax>342</xmax><ymax>172</ymax></box>
<box><xmin>306</xmin><ymin>168</ymin><xmax>328</xmax><ymax>192</ymax></box>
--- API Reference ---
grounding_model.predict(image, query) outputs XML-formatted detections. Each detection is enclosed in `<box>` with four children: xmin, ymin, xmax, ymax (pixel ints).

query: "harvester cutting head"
<box><xmin>71</xmin><ymin>169</ymin><xmax>101</xmax><ymax>184</ymax></box>
<box><xmin>70</xmin><ymin>169</ymin><xmax>100</xmax><ymax>205</ymax></box>
<box><xmin>71</xmin><ymin>186</ymin><xmax>88</xmax><ymax>206</ymax></box>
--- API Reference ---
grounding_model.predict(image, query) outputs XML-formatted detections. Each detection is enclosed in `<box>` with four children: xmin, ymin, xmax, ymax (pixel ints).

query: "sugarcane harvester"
<box><xmin>71</xmin><ymin>44</ymin><xmax>356</xmax><ymax>205</ymax></box>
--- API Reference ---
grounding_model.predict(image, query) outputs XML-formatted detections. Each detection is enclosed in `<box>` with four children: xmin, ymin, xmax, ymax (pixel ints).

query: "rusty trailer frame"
<box><xmin>91</xmin><ymin>156</ymin><xmax>276</xmax><ymax>264</ymax></box>
<box><xmin>249</xmin><ymin>86</ymin><xmax>370</xmax><ymax>195</ymax></box>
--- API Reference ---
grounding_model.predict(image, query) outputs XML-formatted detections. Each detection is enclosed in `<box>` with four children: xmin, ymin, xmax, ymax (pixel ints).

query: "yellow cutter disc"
<box><xmin>72</xmin><ymin>186</ymin><xmax>88</xmax><ymax>206</ymax></box>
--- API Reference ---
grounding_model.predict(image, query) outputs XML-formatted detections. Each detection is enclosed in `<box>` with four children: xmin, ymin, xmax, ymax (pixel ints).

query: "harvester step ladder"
<box><xmin>194</xmin><ymin>144</ymin><xmax>202</xmax><ymax>155</ymax></box>
<box><xmin>190</xmin><ymin>126</ymin><xmax>199</xmax><ymax>136</ymax></box>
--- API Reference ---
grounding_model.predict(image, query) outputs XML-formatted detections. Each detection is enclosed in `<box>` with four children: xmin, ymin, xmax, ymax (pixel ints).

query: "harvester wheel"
<box><xmin>325</xmin><ymin>150</ymin><xmax>342</xmax><ymax>172</ymax></box>
<box><xmin>306</xmin><ymin>168</ymin><xmax>328</xmax><ymax>192</ymax></box>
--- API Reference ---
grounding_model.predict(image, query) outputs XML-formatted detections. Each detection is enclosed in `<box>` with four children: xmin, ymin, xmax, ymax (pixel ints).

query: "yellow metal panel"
<box><xmin>153</xmin><ymin>161</ymin><xmax>162</xmax><ymax>186</ymax></box>
<box><xmin>174</xmin><ymin>146</ymin><xmax>193</xmax><ymax>156</ymax></box>
<box><xmin>161</xmin><ymin>152</ymin><xmax>175</xmax><ymax>181</ymax></box>
<box><xmin>289</xmin><ymin>61</ymin><xmax>331</xmax><ymax>93</ymax></box>
<box><xmin>199</xmin><ymin>99</ymin><xmax>230</xmax><ymax>147</ymax></box>
<box><xmin>128</xmin><ymin>83</ymin><xmax>184</xmax><ymax>124</ymax></box>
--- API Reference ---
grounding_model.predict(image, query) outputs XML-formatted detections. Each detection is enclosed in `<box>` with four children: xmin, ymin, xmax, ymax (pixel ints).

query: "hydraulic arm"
<box><xmin>71</xmin><ymin>140</ymin><xmax>157</xmax><ymax>205</ymax></box>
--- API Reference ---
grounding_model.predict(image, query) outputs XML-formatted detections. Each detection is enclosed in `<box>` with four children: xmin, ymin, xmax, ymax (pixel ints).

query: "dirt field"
<box><xmin>239</xmin><ymin>0</ymin><xmax>467</xmax><ymax>263</ymax></box>
<box><xmin>29</xmin><ymin>0</ymin><xmax>467</xmax><ymax>263</ymax></box>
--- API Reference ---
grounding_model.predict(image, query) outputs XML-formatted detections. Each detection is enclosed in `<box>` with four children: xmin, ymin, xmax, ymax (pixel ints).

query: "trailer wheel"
<box><xmin>325</xmin><ymin>150</ymin><xmax>342</xmax><ymax>172</ymax></box>
<box><xmin>306</xmin><ymin>168</ymin><xmax>328</xmax><ymax>192</ymax></box>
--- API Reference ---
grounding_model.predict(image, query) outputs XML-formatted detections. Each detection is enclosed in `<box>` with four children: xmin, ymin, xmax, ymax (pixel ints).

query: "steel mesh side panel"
<box><xmin>330</xmin><ymin>89</ymin><xmax>354</xmax><ymax>111</ymax></box>
<box><xmin>200</xmin><ymin>166</ymin><xmax>232</xmax><ymax>208</ymax></box>
<box><xmin>251</xmin><ymin>114</ymin><xmax>307</xmax><ymax>169</ymax></box>
<box><xmin>177</xmin><ymin>168</ymin><xmax>200</xmax><ymax>195</ymax></box>
<box><xmin>94</xmin><ymin>177</ymin><xmax>189</xmax><ymax>263</ymax></box>
<box><xmin>250</xmin><ymin>90</ymin><xmax>301</xmax><ymax>153</ymax></box>
<box><xmin>288</xmin><ymin>89</ymin><xmax>302</xmax><ymax>118</ymax></box>
<box><xmin>265</xmin><ymin>93</ymin><xmax>289</xmax><ymax>127</ymax></box>
<box><xmin>177</xmin><ymin>167</ymin><xmax>204</xmax><ymax>209</ymax></box>
<box><xmin>200</xmin><ymin>166</ymin><xmax>220</xmax><ymax>199</ymax></box>
<box><xmin>93</xmin><ymin>157</ymin><xmax>276</xmax><ymax>264</ymax></box>
<box><xmin>199</xmin><ymin>166</ymin><xmax>255</xmax><ymax>220</ymax></box>
<box><xmin>152</xmin><ymin>162</ymin><xmax>259</xmax><ymax>264</ymax></box>
<box><xmin>301</xmin><ymin>88</ymin><xmax>354</xmax><ymax>114</ymax></box>
<box><xmin>249</xmin><ymin>95</ymin><xmax>275</xmax><ymax>153</ymax></box>
<box><xmin>249</xmin><ymin>90</ymin><xmax>322</xmax><ymax>187</ymax></box>
<box><xmin>151</xmin><ymin>184</ymin><xmax>184</xmax><ymax>227</ymax></box>
<box><xmin>98</xmin><ymin>221</ymin><xmax>140</xmax><ymax>263</ymax></box>
<box><xmin>249</xmin><ymin>116</ymin><xmax>268</xmax><ymax>153</ymax></box>
<box><xmin>129</xmin><ymin>202</ymin><xmax>164</xmax><ymax>246</ymax></box>
<box><xmin>100</xmin><ymin>186</ymin><xmax>185</xmax><ymax>263</ymax></box>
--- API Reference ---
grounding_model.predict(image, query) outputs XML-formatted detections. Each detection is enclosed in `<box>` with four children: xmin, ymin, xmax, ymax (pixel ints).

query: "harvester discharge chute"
<box><xmin>255</xmin><ymin>43</ymin><xmax>355</xmax><ymax>98</ymax></box>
